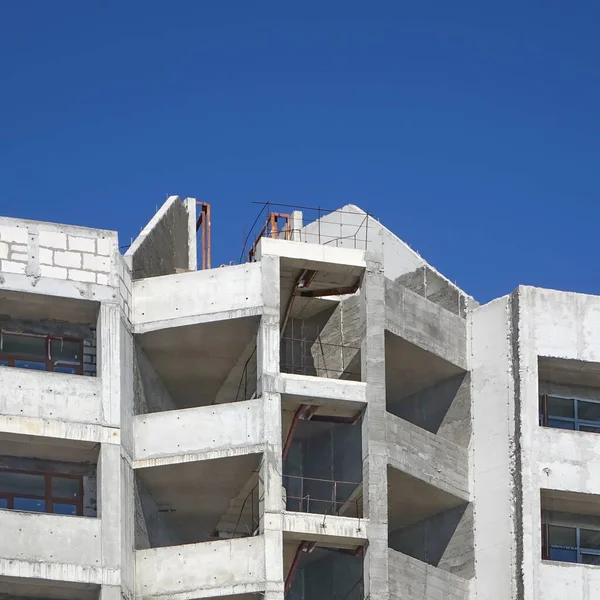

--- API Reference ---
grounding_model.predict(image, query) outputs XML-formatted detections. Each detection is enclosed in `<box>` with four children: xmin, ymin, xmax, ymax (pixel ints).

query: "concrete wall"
<box><xmin>134</xmin><ymin>344</ymin><xmax>176</xmax><ymax>415</ymax></box>
<box><xmin>0</xmin><ymin>217</ymin><xmax>118</xmax><ymax>287</ymax></box>
<box><xmin>133</xmin><ymin>400</ymin><xmax>264</xmax><ymax>462</ymax></box>
<box><xmin>133</xmin><ymin>262</ymin><xmax>263</xmax><ymax>333</ymax></box>
<box><xmin>125</xmin><ymin>196</ymin><xmax>191</xmax><ymax>281</ymax></box>
<box><xmin>515</xmin><ymin>286</ymin><xmax>600</xmax><ymax>600</ymax></box>
<box><xmin>281</xmin><ymin>296</ymin><xmax>362</xmax><ymax>381</ymax></box>
<box><xmin>471</xmin><ymin>296</ymin><xmax>516</xmax><ymax>599</ymax></box>
<box><xmin>385</xmin><ymin>277</ymin><xmax>468</xmax><ymax>370</ymax></box>
<box><xmin>389</xmin><ymin>503</ymin><xmax>473</xmax><ymax>578</ymax></box>
<box><xmin>136</xmin><ymin>537</ymin><xmax>266</xmax><ymax>600</ymax></box>
<box><xmin>386</xmin><ymin>413</ymin><xmax>469</xmax><ymax>501</ymax></box>
<box><xmin>0</xmin><ymin>367</ymin><xmax>102</xmax><ymax>425</ymax></box>
<box><xmin>387</xmin><ymin>373</ymin><xmax>471</xmax><ymax>448</ymax></box>
<box><xmin>0</xmin><ymin>510</ymin><xmax>102</xmax><ymax>569</ymax></box>
<box><xmin>389</xmin><ymin>549</ymin><xmax>469</xmax><ymax>600</ymax></box>
<box><xmin>300</xmin><ymin>205</ymin><xmax>473</xmax><ymax>316</ymax></box>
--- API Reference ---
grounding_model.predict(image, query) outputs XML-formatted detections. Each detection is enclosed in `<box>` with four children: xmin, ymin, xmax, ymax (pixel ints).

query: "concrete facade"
<box><xmin>0</xmin><ymin>198</ymin><xmax>598</xmax><ymax>600</ymax></box>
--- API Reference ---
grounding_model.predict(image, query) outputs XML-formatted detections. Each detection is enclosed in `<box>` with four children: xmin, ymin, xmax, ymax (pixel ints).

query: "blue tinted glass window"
<box><xmin>550</xmin><ymin>547</ymin><xmax>577</xmax><ymax>562</ymax></box>
<box><xmin>0</xmin><ymin>360</ymin><xmax>8</xmax><ymax>366</ymax></box>
<box><xmin>0</xmin><ymin>498</ymin><xmax>7</xmax><ymax>508</ymax></box>
<box><xmin>14</xmin><ymin>497</ymin><xmax>45</xmax><ymax>513</ymax></box>
<box><xmin>14</xmin><ymin>360</ymin><xmax>46</xmax><ymax>371</ymax></box>
<box><xmin>53</xmin><ymin>503</ymin><xmax>77</xmax><ymax>515</ymax></box>
<box><xmin>54</xmin><ymin>366</ymin><xmax>77</xmax><ymax>374</ymax></box>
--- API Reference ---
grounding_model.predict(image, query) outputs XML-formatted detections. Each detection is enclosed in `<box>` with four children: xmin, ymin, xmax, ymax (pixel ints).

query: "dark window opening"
<box><xmin>542</xmin><ymin>523</ymin><xmax>600</xmax><ymax>565</ymax></box>
<box><xmin>539</xmin><ymin>395</ymin><xmax>600</xmax><ymax>434</ymax></box>
<box><xmin>0</xmin><ymin>468</ymin><xmax>83</xmax><ymax>516</ymax></box>
<box><xmin>0</xmin><ymin>331</ymin><xmax>84</xmax><ymax>375</ymax></box>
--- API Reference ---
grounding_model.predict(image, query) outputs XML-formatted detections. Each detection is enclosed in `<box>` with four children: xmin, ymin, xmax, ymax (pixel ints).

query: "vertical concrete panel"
<box><xmin>259</xmin><ymin>254</ymin><xmax>284</xmax><ymax>599</ymax></box>
<box><xmin>98</xmin><ymin>443</ymin><xmax>121</xmax><ymax>571</ymax></box>
<box><xmin>471</xmin><ymin>297</ymin><xmax>516</xmax><ymax>600</ymax></box>
<box><xmin>99</xmin><ymin>304</ymin><xmax>121</xmax><ymax>429</ymax></box>
<box><xmin>361</xmin><ymin>253</ymin><xmax>389</xmax><ymax>600</ymax></box>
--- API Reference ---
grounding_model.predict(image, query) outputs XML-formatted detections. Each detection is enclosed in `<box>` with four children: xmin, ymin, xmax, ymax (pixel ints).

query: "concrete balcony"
<box><xmin>133</xmin><ymin>399</ymin><xmax>264</xmax><ymax>468</ymax></box>
<box><xmin>136</xmin><ymin>537</ymin><xmax>265</xmax><ymax>600</ymax></box>
<box><xmin>133</xmin><ymin>262</ymin><xmax>263</xmax><ymax>334</ymax></box>
<box><xmin>389</xmin><ymin>549</ymin><xmax>469</xmax><ymax>600</ymax></box>
<box><xmin>386</xmin><ymin>413</ymin><xmax>469</xmax><ymax>501</ymax></box>
<box><xmin>279</xmin><ymin>372</ymin><xmax>366</xmax><ymax>406</ymax></box>
<box><xmin>536</xmin><ymin>427</ymin><xmax>600</xmax><ymax>496</ymax></box>
<box><xmin>283</xmin><ymin>511</ymin><xmax>367</xmax><ymax>547</ymax></box>
<box><xmin>539</xmin><ymin>561</ymin><xmax>600</xmax><ymax>598</ymax></box>
<box><xmin>0</xmin><ymin>510</ymin><xmax>111</xmax><ymax>585</ymax></box>
<box><xmin>0</xmin><ymin>366</ymin><xmax>102</xmax><ymax>426</ymax></box>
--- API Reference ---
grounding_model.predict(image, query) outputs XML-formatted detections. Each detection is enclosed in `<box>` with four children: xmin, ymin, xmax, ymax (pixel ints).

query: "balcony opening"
<box><xmin>0</xmin><ymin>576</ymin><xmax>99</xmax><ymax>600</ymax></box>
<box><xmin>538</xmin><ymin>357</ymin><xmax>600</xmax><ymax>434</ymax></box>
<box><xmin>541</xmin><ymin>489</ymin><xmax>600</xmax><ymax>565</ymax></box>
<box><xmin>0</xmin><ymin>289</ymin><xmax>98</xmax><ymax>377</ymax></box>
<box><xmin>385</xmin><ymin>331</ymin><xmax>470</xmax><ymax>447</ymax></box>
<box><xmin>0</xmin><ymin>432</ymin><xmax>99</xmax><ymax>517</ymax></box>
<box><xmin>279</xmin><ymin>256</ymin><xmax>363</xmax><ymax>382</ymax></box>
<box><xmin>387</xmin><ymin>467</ymin><xmax>473</xmax><ymax>579</ymax></box>
<box><xmin>284</xmin><ymin>540</ymin><xmax>364</xmax><ymax>600</ymax></box>
<box><xmin>282</xmin><ymin>401</ymin><xmax>363</xmax><ymax>518</ymax></box>
<box><xmin>134</xmin><ymin>315</ymin><xmax>260</xmax><ymax>414</ymax></box>
<box><xmin>135</xmin><ymin>453</ymin><xmax>261</xmax><ymax>549</ymax></box>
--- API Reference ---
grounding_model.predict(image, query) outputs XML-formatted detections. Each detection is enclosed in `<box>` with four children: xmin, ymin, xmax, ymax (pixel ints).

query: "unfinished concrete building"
<box><xmin>0</xmin><ymin>196</ymin><xmax>599</xmax><ymax>600</ymax></box>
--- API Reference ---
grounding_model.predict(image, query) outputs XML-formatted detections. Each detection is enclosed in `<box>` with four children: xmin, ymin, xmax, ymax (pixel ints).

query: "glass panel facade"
<box><xmin>548</xmin><ymin>396</ymin><xmax>574</xmax><ymax>419</ymax></box>
<box><xmin>14</xmin><ymin>497</ymin><xmax>46</xmax><ymax>512</ymax></box>
<box><xmin>53</xmin><ymin>503</ymin><xmax>78</xmax><ymax>515</ymax></box>
<box><xmin>1</xmin><ymin>333</ymin><xmax>46</xmax><ymax>358</ymax></box>
<box><xmin>0</xmin><ymin>471</ymin><xmax>45</xmax><ymax>496</ymax></box>
<box><xmin>52</xmin><ymin>476</ymin><xmax>80</xmax><ymax>499</ymax></box>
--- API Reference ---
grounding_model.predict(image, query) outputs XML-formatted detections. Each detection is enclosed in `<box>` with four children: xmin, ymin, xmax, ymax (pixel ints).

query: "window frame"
<box><xmin>542</xmin><ymin>522</ymin><xmax>600</xmax><ymax>565</ymax></box>
<box><xmin>0</xmin><ymin>330</ymin><xmax>84</xmax><ymax>375</ymax></box>
<box><xmin>539</xmin><ymin>394</ymin><xmax>600</xmax><ymax>433</ymax></box>
<box><xmin>0</xmin><ymin>467</ymin><xmax>84</xmax><ymax>516</ymax></box>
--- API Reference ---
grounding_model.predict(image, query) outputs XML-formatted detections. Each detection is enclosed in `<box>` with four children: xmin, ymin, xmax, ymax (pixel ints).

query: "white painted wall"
<box><xmin>538</xmin><ymin>562</ymin><xmax>600</xmax><ymax>600</ymax></box>
<box><xmin>133</xmin><ymin>399</ymin><xmax>264</xmax><ymax>461</ymax></box>
<box><xmin>133</xmin><ymin>262</ymin><xmax>263</xmax><ymax>332</ymax></box>
<box><xmin>517</xmin><ymin>286</ymin><xmax>600</xmax><ymax>600</ymax></box>
<box><xmin>0</xmin><ymin>368</ymin><xmax>102</xmax><ymax>425</ymax></box>
<box><xmin>136</xmin><ymin>536</ymin><xmax>265</xmax><ymax>600</ymax></box>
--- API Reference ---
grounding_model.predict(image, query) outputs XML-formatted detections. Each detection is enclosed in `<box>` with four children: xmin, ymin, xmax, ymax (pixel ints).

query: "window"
<box><xmin>0</xmin><ymin>331</ymin><xmax>83</xmax><ymax>375</ymax></box>
<box><xmin>0</xmin><ymin>468</ymin><xmax>83</xmax><ymax>516</ymax></box>
<box><xmin>539</xmin><ymin>395</ymin><xmax>600</xmax><ymax>433</ymax></box>
<box><xmin>542</xmin><ymin>523</ymin><xmax>600</xmax><ymax>564</ymax></box>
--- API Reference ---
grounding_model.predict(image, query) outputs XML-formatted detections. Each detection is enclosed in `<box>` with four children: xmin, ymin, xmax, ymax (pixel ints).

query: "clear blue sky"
<box><xmin>1</xmin><ymin>2</ymin><xmax>598</xmax><ymax>303</ymax></box>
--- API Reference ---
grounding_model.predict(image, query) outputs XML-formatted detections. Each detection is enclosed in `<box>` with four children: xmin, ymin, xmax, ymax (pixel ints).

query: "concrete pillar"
<box><xmin>98</xmin><ymin>303</ymin><xmax>122</xmax><ymax>429</ymax></box>
<box><xmin>98</xmin><ymin>443</ymin><xmax>122</xmax><ymax>572</ymax></box>
<box><xmin>258</xmin><ymin>254</ymin><xmax>285</xmax><ymax>599</ymax></box>
<box><xmin>184</xmin><ymin>197</ymin><xmax>197</xmax><ymax>271</ymax></box>
<box><xmin>99</xmin><ymin>585</ymin><xmax>121</xmax><ymax>600</ymax></box>
<box><xmin>289</xmin><ymin>210</ymin><xmax>303</xmax><ymax>242</ymax></box>
<box><xmin>361</xmin><ymin>254</ymin><xmax>389</xmax><ymax>600</ymax></box>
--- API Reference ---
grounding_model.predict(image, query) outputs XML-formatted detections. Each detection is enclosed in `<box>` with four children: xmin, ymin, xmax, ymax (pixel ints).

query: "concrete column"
<box><xmin>361</xmin><ymin>254</ymin><xmax>389</xmax><ymax>600</ymax></box>
<box><xmin>99</xmin><ymin>585</ymin><xmax>121</xmax><ymax>600</ymax></box>
<box><xmin>98</xmin><ymin>303</ymin><xmax>122</xmax><ymax>429</ymax></box>
<box><xmin>289</xmin><ymin>210</ymin><xmax>303</xmax><ymax>242</ymax></box>
<box><xmin>258</xmin><ymin>254</ymin><xmax>285</xmax><ymax>599</ymax></box>
<box><xmin>98</xmin><ymin>443</ymin><xmax>122</xmax><ymax>572</ymax></box>
<box><xmin>184</xmin><ymin>197</ymin><xmax>197</xmax><ymax>271</ymax></box>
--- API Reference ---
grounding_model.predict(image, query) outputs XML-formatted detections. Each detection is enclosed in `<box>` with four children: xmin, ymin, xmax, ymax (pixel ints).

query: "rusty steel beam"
<box><xmin>196</xmin><ymin>201</ymin><xmax>211</xmax><ymax>269</ymax></box>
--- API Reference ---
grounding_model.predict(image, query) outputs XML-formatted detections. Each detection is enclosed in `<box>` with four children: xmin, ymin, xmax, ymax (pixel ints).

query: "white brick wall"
<box><xmin>97</xmin><ymin>238</ymin><xmax>111</xmax><ymax>256</ymax></box>
<box><xmin>38</xmin><ymin>230</ymin><xmax>67</xmax><ymax>249</ymax></box>
<box><xmin>68</xmin><ymin>235</ymin><xmax>96</xmax><ymax>253</ymax></box>
<box><xmin>0</xmin><ymin>221</ymin><xmax>117</xmax><ymax>287</ymax></box>
<box><xmin>0</xmin><ymin>225</ymin><xmax>28</xmax><ymax>244</ymax></box>
<box><xmin>69</xmin><ymin>269</ymin><xmax>96</xmax><ymax>283</ymax></box>
<box><xmin>83</xmin><ymin>253</ymin><xmax>110</xmax><ymax>272</ymax></box>
<box><xmin>54</xmin><ymin>250</ymin><xmax>82</xmax><ymax>269</ymax></box>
